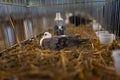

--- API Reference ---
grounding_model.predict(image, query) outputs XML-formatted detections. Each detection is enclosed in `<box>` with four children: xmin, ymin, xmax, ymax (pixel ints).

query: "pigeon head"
<box><xmin>40</xmin><ymin>32</ymin><xmax>52</xmax><ymax>47</ymax></box>
<box><xmin>43</xmin><ymin>32</ymin><xmax>52</xmax><ymax>38</ymax></box>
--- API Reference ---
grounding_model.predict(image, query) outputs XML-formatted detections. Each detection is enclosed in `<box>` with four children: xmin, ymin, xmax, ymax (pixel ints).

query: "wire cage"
<box><xmin>0</xmin><ymin>0</ymin><xmax>120</xmax><ymax>80</ymax></box>
<box><xmin>0</xmin><ymin>0</ymin><xmax>106</xmax><ymax>49</ymax></box>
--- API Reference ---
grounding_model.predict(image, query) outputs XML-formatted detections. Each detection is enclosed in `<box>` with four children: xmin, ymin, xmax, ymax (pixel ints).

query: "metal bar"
<box><xmin>0</xmin><ymin>0</ymin><xmax>106</xmax><ymax>8</ymax></box>
<box><xmin>0</xmin><ymin>2</ymin><xmax>26</xmax><ymax>7</ymax></box>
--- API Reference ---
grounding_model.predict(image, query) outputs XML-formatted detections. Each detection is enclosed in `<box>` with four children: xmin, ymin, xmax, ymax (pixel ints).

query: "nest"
<box><xmin>0</xmin><ymin>24</ymin><xmax>120</xmax><ymax>80</ymax></box>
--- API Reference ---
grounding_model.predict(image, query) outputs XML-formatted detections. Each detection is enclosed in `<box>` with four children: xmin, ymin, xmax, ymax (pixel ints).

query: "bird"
<box><xmin>65</xmin><ymin>13</ymin><xmax>73</xmax><ymax>24</ymax></box>
<box><xmin>40</xmin><ymin>32</ymin><xmax>88</xmax><ymax>50</ymax></box>
<box><xmin>40</xmin><ymin>32</ymin><xmax>52</xmax><ymax>47</ymax></box>
<box><xmin>54</xmin><ymin>25</ymin><xmax>66</xmax><ymax>35</ymax></box>
<box><xmin>68</xmin><ymin>14</ymin><xmax>92</xmax><ymax>26</ymax></box>
<box><xmin>54</xmin><ymin>12</ymin><xmax>66</xmax><ymax>36</ymax></box>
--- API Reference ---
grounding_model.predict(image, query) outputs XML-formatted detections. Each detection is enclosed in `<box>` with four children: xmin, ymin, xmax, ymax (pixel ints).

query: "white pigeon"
<box><xmin>40</xmin><ymin>32</ymin><xmax>52</xmax><ymax>47</ymax></box>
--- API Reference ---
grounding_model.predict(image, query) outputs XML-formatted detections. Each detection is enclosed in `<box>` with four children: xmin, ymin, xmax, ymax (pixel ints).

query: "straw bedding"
<box><xmin>0</xmin><ymin>24</ymin><xmax>120</xmax><ymax>80</ymax></box>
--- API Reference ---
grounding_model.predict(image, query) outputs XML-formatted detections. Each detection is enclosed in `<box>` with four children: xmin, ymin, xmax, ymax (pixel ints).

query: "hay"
<box><xmin>0</xmin><ymin>24</ymin><xmax>120</xmax><ymax>80</ymax></box>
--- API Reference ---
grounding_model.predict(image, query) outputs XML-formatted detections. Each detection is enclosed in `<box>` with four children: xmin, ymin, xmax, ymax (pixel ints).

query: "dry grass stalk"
<box><xmin>0</xmin><ymin>24</ymin><xmax>120</xmax><ymax>79</ymax></box>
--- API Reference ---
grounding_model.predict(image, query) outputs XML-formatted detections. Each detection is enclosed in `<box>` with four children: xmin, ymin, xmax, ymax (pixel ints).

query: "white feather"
<box><xmin>58</xmin><ymin>26</ymin><xmax>63</xmax><ymax>30</ymax></box>
<box><xmin>65</xmin><ymin>13</ymin><xmax>73</xmax><ymax>24</ymax></box>
<box><xmin>40</xmin><ymin>32</ymin><xmax>52</xmax><ymax>47</ymax></box>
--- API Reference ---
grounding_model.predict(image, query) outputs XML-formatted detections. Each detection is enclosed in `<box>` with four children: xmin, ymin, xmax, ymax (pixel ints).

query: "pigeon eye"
<box><xmin>44</xmin><ymin>34</ymin><xmax>47</xmax><ymax>36</ymax></box>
